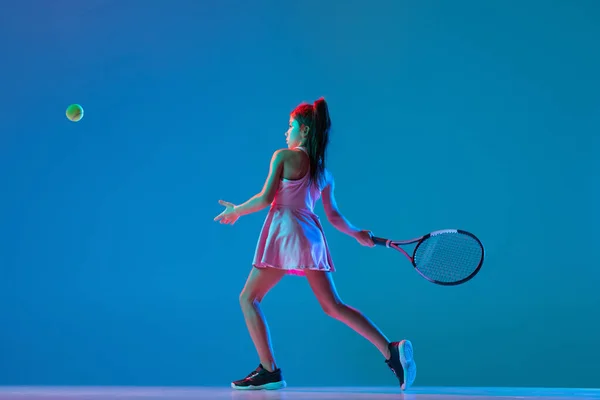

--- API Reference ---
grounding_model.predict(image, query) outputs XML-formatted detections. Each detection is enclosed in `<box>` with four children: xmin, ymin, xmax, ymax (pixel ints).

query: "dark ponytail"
<box><xmin>290</xmin><ymin>97</ymin><xmax>331</xmax><ymax>188</ymax></box>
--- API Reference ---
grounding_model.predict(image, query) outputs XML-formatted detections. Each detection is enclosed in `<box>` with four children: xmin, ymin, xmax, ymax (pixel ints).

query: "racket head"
<box><xmin>411</xmin><ymin>229</ymin><xmax>484</xmax><ymax>286</ymax></box>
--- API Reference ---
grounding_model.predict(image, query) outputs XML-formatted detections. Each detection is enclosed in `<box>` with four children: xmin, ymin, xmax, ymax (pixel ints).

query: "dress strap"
<box><xmin>295</xmin><ymin>146</ymin><xmax>308</xmax><ymax>154</ymax></box>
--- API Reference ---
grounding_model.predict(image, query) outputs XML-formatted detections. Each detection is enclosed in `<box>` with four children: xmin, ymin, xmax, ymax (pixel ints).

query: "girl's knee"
<box><xmin>239</xmin><ymin>290</ymin><xmax>261</xmax><ymax>306</ymax></box>
<box><xmin>239</xmin><ymin>291</ymin><xmax>251</xmax><ymax>306</ymax></box>
<box><xmin>321</xmin><ymin>300</ymin><xmax>345</xmax><ymax>319</ymax></box>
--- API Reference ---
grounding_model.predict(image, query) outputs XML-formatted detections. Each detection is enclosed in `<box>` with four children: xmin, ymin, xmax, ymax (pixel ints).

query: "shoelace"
<box><xmin>245</xmin><ymin>367</ymin><xmax>263</xmax><ymax>380</ymax></box>
<box><xmin>386</xmin><ymin>360</ymin><xmax>397</xmax><ymax>374</ymax></box>
<box><xmin>386</xmin><ymin>358</ymin><xmax>404</xmax><ymax>381</ymax></box>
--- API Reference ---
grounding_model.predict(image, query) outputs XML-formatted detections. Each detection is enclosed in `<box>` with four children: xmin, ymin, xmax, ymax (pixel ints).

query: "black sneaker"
<box><xmin>231</xmin><ymin>364</ymin><xmax>287</xmax><ymax>390</ymax></box>
<box><xmin>385</xmin><ymin>340</ymin><xmax>416</xmax><ymax>391</ymax></box>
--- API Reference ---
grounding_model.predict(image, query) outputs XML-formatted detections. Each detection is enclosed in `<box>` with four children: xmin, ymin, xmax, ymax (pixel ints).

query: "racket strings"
<box><xmin>413</xmin><ymin>233</ymin><xmax>483</xmax><ymax>283</ymax></box>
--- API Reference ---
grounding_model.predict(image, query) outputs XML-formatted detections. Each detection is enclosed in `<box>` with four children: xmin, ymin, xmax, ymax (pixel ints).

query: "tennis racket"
<box><xmin>372</xmin><ymin>229</ymin><xmax>484</xmax><ymax>286</ymax></box>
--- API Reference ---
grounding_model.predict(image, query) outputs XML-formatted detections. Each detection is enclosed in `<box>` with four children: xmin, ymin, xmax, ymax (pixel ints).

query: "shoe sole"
<box><xmin>231</xmin><ymin>380</ymin><xmax>287</xmax><ymax>390</ymax></box>
<box><xmin>398</xmin><ymin>340</ymin><xmax>416</xmax><ymax>391</ymax></box>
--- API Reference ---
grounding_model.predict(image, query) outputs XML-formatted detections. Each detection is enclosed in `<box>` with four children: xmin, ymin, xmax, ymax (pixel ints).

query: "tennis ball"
<box><xmin>66</xmin><ymin>104</ymin><xmax>84</xmax><ymax>122</ymax></box>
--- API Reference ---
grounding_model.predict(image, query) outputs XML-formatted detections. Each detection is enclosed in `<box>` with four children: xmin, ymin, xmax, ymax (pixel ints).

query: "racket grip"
<box><xmin>372</xmin><ymin>236</ymin><xmax>390</xmax><ymax>247</ymax></box>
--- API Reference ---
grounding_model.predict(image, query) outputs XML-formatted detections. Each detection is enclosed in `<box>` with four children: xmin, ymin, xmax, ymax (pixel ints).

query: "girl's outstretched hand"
<box><xmin>354</xmin><ymin>230</ymin><xmax>375</xmax><ymax>247</ymax></box>
<box><xmin>214</xmin><ymin>200</ymin><xmax>240</xmax><ymax>225</ymax></box>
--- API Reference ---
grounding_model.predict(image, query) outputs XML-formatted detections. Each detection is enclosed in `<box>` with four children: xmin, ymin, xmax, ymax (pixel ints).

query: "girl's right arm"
<box><xmin>322</xmin><ymin>171</ymin><xmax>374</xmax><ymax>246</ymax></box>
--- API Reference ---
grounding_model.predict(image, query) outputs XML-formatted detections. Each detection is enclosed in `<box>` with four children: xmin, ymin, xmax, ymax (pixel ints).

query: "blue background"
<box><xmin>1</xmin><ymin>0</ymin><xmax>598</xmax><ymax>389</ymax></box>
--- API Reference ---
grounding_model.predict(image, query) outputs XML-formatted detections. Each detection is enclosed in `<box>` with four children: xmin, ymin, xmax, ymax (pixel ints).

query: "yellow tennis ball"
<box><xmin>66</xmin><ymin>104</ymin><xmax>84</xmax><ymax>122</ymax></box>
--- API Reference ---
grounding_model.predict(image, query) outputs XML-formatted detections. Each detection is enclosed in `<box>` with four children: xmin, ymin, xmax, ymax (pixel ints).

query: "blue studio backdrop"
<box><xmin>1</xmin><ymin>0</ymin><xmax>599</xmax><ymax>389</ymax></box>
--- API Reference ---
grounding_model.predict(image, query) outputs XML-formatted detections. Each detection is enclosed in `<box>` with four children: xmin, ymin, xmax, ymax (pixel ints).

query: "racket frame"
<box><xmin>372</xmin><ymin>229</ymin><xmax>484</xmax><ymax>286</ymax></box>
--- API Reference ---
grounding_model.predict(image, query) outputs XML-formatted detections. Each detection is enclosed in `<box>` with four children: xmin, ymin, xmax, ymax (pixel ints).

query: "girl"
<box><xmin>214</xmin><ymin>98</ymin><xmax>416</xmax><ymax>391</ymax></box>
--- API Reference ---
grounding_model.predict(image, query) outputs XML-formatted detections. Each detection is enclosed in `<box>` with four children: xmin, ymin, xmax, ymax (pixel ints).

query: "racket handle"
<box><xmin>372</xmin><ymin>236</ymin><xmax>390</xmax><ymax>247</ymax></box>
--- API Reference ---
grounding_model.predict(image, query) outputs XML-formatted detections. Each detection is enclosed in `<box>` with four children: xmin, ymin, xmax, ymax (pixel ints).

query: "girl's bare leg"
<box><xmin>304</xmin><ymin>270</ymin><xmax>391</xmax><ymax>359</ymax></box>
<box><xmin>239</xmin><ymin>266</ymin><xmax>287</xmax><ymax>372</ymax></box>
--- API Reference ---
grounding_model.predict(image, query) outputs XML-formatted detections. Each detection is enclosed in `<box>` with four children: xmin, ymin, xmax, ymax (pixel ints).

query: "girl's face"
<box><xmin>285</xmin><ymin>117</ymin><xmax>308</xmax><ymax>149</ymax></box>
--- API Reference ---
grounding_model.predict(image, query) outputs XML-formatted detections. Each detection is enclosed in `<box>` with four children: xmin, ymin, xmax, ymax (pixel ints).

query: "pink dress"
<box><xmin>252</xmin><ymin>147</ymin><xmax>335</xmax><ymax>276</ymax></box>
